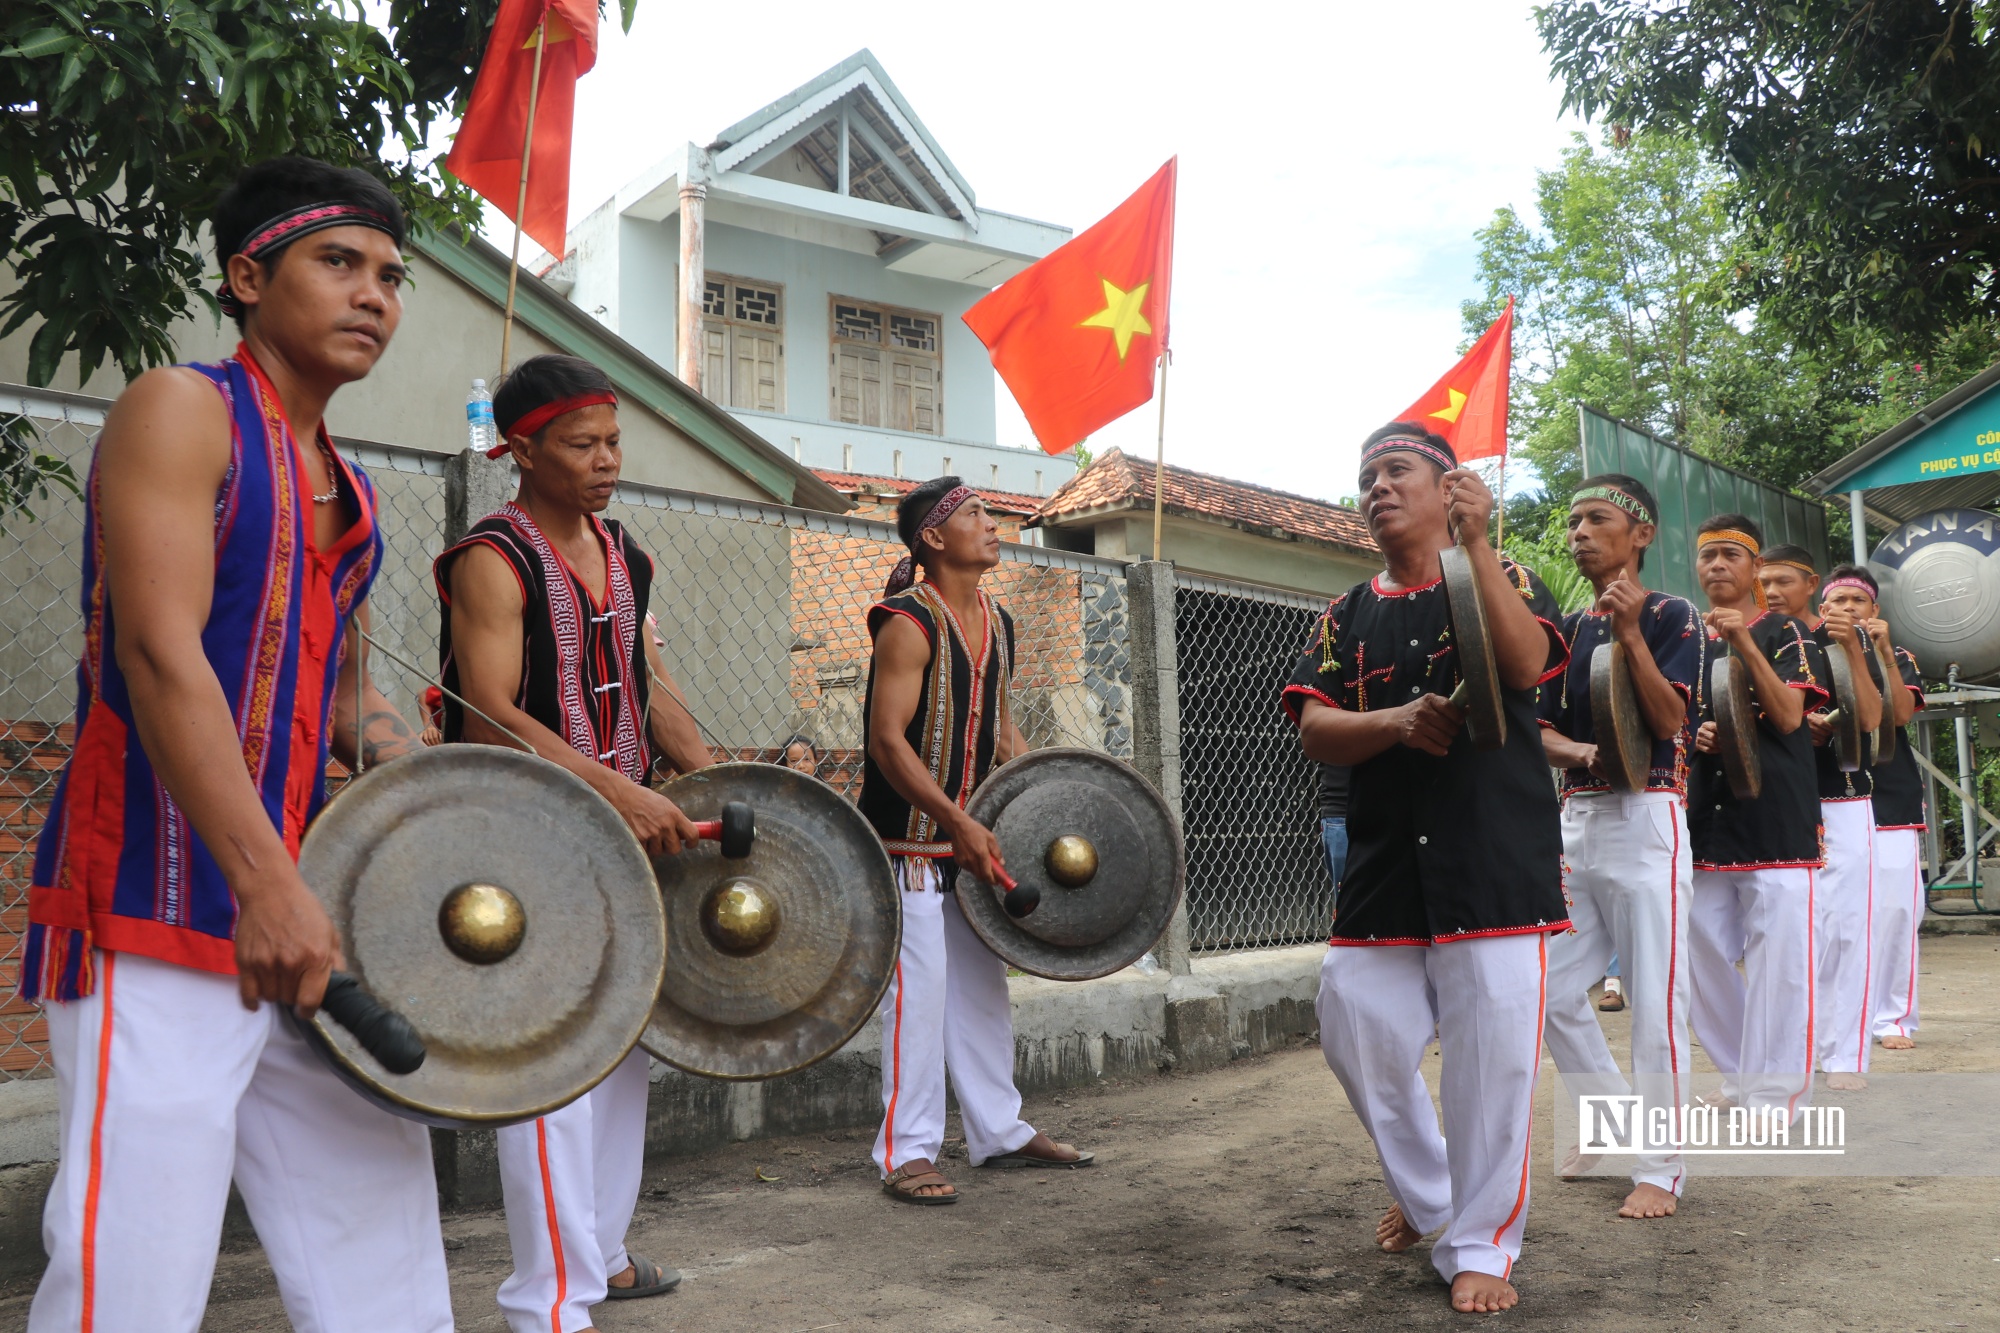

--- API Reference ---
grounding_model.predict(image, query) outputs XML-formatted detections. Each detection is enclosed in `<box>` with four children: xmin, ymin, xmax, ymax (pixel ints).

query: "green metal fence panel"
<box><xmin>1576</xmin><ymin>406</ymin><xmax>1831</xmax><ymax>607</ymax></box>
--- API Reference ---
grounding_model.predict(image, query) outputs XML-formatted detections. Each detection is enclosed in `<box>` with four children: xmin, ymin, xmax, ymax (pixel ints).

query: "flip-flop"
<box><xmin>604</xmin><ymin>1254</ymin><xmax>682</xmax><ymax>1300</ymax></box>
<box><xmin>979</xmin><ymin>1146</ymin><xmax>1096</xmax><ymax>1169</ymax></box>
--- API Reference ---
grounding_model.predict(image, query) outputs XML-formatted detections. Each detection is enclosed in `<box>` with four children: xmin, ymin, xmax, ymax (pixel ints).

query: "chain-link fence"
<box><xmin>1174</xmin><ymin>573</ymin><xmax>1333</xmax><ymax>950</ymax></box>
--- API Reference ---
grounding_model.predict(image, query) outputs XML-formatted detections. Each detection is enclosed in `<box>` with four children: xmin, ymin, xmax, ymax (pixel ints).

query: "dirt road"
<box><xmin>6</xmin><ymin>935</ymin><xmax>1997</xmax><ymax>1331</ymax></box>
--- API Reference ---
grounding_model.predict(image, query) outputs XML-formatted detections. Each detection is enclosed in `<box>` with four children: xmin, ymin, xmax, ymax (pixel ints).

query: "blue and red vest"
<box><xmin>21</xmin><ymin>349</ymin><xmax>382</xmax><ymax>1001</ymax></box>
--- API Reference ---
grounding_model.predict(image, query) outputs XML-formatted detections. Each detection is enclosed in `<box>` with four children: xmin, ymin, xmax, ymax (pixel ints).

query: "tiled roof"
<box><xmin>1031</xmin><ymin>449</ymin><xmax>1377</xmax><ymax>555</ymax></box>
<box><xmin>811</xmin><ymin>469</ymin><xmax>1046</xmax><ymax>516</ymax></box>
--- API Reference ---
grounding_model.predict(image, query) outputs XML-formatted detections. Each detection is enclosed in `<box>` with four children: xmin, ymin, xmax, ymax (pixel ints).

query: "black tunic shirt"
<box><xmin>858</xmin><ymin>583</ymin><xmax>1016</xmax><ymax>858</ymax></box>
<box><xmin>1537</xmin><ymin>592</ymin><xmax>1706</xmax><ymax>798</ymax></box>
<box><xmin>1282</xmin><ymin>560</ymin><xmax>1571</xmax><ymax>946</ymax></box>
<box><xmin>1810</xmin><ymin>622</ymin><xmax>1875</xmax><ymax>801</ymax></box>
<box><xmin>1687</xmin><ymin>613</ymin><xmax>1828</xmax><ymax>870</ymax></box>
<box><xmin>1868</xmin><ymin>646</ymin><xmax>1928</xmax><ymax>830</ymax></box>
<box><xmin>435</xmin><ymin>505</ymin><xmax>654</xmax><ymax>783</ymax></box>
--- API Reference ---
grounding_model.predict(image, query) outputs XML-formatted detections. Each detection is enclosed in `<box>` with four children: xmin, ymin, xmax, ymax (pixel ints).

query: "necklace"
<box><xmin>309</xmin><ymin>432</ymin><xmax>340</xmax><ymax>505</ymax></box>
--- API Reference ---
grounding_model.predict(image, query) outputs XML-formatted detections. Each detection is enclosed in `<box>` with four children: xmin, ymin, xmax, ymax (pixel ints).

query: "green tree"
<box><xmin>1464</xmin><ymin>131</ymin><xmax>1877</xmax><ymax>508</ymax></box>
<box><xmin>1536</xmin><ymin>0</ymin><xmax>2000</xmax><ymax>353</ymax></box>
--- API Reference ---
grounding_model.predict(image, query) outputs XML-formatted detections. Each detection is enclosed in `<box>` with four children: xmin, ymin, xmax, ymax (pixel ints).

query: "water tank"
<box><xmin>1870</xmin><ymin>508</ymin><xmax>2000</xmax><ymax>683</ymax></box>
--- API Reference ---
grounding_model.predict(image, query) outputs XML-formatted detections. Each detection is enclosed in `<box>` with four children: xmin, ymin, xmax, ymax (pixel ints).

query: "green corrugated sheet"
<box><xmin>1577</xmin><ymin>406</ymin><xmax>1831</xmax><ymax>607</ymax></box>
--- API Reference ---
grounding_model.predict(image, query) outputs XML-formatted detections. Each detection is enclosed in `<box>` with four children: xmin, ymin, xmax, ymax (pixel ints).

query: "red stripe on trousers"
<box><xmin>80</xmin><ymin>952</ymin><xmax>116</xmax><ymax>1333</ymax></box>
<box><xmin>1492</xmin><ymin>933</ymin><xmax>1547</xmax><ymax>1279</ymax></box>
<box><xmin>536</xmin><ymin>1118</ymin><xmax>567</xmax><ymax>1333</ymax></box>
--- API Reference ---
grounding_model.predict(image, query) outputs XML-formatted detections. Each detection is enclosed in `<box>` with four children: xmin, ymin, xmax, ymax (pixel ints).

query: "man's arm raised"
<box><xmin>99</xmin><ymin>368</ymin><xmax>343</xmax><ymax>1015</ymax></box>
<box><xmin>867</xmin><ymin>613</ymin><xmax>1008</xmax><ymax>882</ymax></box>
<box><xmin>448</xmin><ymin>543</ymin><xmax>696</xmax><ymax>854</ymax></box>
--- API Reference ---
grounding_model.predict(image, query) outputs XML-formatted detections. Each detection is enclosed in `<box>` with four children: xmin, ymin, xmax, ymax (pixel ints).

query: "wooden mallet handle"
<box><xmin>690</xmin><ymin>801</ymin><xmax>755</xmax><ymax>859</ymax></box>
<box><xmin>319</xmin><ymin>971</ymin><xmax>425</xmax><ymax>1075</ymax></box>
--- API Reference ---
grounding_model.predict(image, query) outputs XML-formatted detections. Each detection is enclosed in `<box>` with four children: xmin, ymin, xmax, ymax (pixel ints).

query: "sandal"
<box><xmin>604</xmin><ymin>1253</ymin><xmax>681</xmax><ymax>1300</ymax></box>
<box><xmin>883</xmin><ymin>1159</ymin><xmax>959</xmax><ymax>1205</ymax></box>
<box><xmin>979</xmin><ymin>1142</ymin><xmax>1095</xmax><ymax>1169</ymax></box>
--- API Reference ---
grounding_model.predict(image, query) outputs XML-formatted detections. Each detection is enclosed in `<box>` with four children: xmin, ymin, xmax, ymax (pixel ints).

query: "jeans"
<box><xmin>1320</xmin><ymin>816</ymin><xmax>1348</xmax><ymax>889</ymax></box>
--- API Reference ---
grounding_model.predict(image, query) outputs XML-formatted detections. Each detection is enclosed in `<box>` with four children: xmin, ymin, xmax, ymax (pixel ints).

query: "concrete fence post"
<box><xmin>1125</xmin><ymin>559</ymin><xmax>1191</xmax><ymax>977</ymax></box>
<box><xmin>443</xmin><ymin>449</ymin><xmax>513</xmax><ymax>546</ymax></box>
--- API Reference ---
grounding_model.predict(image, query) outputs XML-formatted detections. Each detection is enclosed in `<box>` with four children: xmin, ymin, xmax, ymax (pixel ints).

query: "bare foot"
<box><xmin>1559</xmin><ymin>1146</ymin><xmax>1602</xmax><ymax>1179</ymax></box>
<box><xmin>1451</xmin><ymin>1271</ymin><xmax>1519</xmax><ymax>1313</ymax></box>
<box><xmin>1882</xmin><ymin>1034</ymin><xmax>1915</xmax><ymax>1050</ymax></box>
<box><xmin>1376</xmin><ymin>1204</ymin><xmax>1423</xmax><ymax>1253</ymax></box>
<box><xmin>1827</xmin><ymin>1072</ymin><xmax>1868</xmax><ymax>1091</ymax></box>
<box><xmin>1618</xmin><ymin>1182</ymin><xmax>1678</xmax><ymax>1219</ymax></box>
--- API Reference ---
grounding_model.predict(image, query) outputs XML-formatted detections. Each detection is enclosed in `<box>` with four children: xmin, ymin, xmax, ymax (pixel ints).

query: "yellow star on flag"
<box><xmin>1079</xmin><ymin>277</ymin><xmax>1152</xmax><ymax>362</ymax></box>
<box><xmin>1429</xmin><ymin>387</ymin><xmax>1468</xmax><ymax>424</ymax></box>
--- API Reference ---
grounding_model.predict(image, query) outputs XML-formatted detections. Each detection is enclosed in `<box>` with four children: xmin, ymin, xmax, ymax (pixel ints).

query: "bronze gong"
<box><xmin>1590</xmin><ymin>641</ymin><xmax>1651</xmax><ymax>794</ymax></box>
<box><xmin>1440</xmin><ymin>544</ymin><xmax>1506</xmax><ymax>751</ymax></box>
<box><xmin>643</xmin><ymin>762</ymin><xmax>899</xmax><ymax>1081</ymax></box>
<box><xmin>1710</xmin><ymin>653</ymin><xmax>1763</xmax><ymax>801</ymax></box>
<box><xmin>1823</xmin><ymin>637</ymin><xmax>1868</xmax><ymax>773</ymax></box>
<box><xmin>956</xmin><ymin>748</ymin><xmax>1184</xmax><ymax>982</ymax></box>
<box><xmin>298</xmin><ymin>745</ymin><xmax>666</xmax><ymax>1128</ymax></box>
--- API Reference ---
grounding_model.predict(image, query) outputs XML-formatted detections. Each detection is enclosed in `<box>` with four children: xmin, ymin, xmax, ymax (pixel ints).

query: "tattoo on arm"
<box><xmin>360</xmin><ymin>708</ymin><xmax>417</xmax><ymax>765</ymax></box>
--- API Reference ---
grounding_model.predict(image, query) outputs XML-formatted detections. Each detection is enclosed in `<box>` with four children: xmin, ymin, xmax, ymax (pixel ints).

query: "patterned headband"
<box><xmin>1696</xmin><ymin>528</ymin><xmax>1761</xmax><ymax>557</ymax></box>
<box><xmin>217</xmin><ymin>202</ymin><xmax>398</xmax><ymax>317</ymax></box>
<box><xmin>885</xmin><ymin>485</ymin><xmax>976</xmax><ymax>596</ymax></box>
<box><xmin>1766</xmin><ymin>557</ymin><xmax>1818</xmax><ymax>577</ymax></box>
<box><xmin>1571</xmin><ymin>485</ymin><xmax>1653</xmax><ymax>524</ymax></box>
<box><xmin>1821</xmin><ymin>576</ymin><xmax>1878</xmax><ymax>600</ymax></box>
<box><xmin>490</xmin><ymin>391</ymin><xmax>620</xmax><ymax>458</ymax></box>
<box><xmin>1361</xmin><ymin>434</ymin><xmax>1457</xmax><ymax>474</ymax></box>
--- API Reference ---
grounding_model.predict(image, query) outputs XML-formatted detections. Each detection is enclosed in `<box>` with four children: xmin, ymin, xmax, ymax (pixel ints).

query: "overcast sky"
<box><xmin>528</xmin><ymin>0</ymin><xmax>1587</xmax><ymax>501</ymax></box>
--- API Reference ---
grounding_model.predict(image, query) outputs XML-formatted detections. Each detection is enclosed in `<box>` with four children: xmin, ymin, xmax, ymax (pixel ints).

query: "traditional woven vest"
<box><xmin>23</xmin><ymin>349</ymin><xmax>382</xmax><ymax>1001</ymax></box>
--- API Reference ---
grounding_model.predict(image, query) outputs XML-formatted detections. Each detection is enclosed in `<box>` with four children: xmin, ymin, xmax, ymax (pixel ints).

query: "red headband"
<box><xmin>490</xmin><ymin>391</ymin><xmax>619</xmax><ymax>458</ymax></box>
<box><xmin>1821</xmin><ymin>577</ymin><xmax>1877</xmax><ymax>600</ymax></box>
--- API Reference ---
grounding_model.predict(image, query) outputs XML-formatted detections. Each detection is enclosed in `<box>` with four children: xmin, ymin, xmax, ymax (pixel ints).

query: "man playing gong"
<box><xmin>437</xmin><ymin>353</ymin><xmax>713</xmax><ymax>1329</ymax></box>
<box><xmin>21</xmin><ymin>157</ymin><xmax>453</xmax><ymax>1331</ymax></box>
<box><xmin>1758</xmin><ymin>547</ymin><xmax>1882</xmax><ymax>1090</ymax></box>
<box><xmin>1687</xmin><ymin>517</ymin><xmax>1829</xmax><ymax>1123</ymax></box>
<box><xmin>1813</xmin><ymin>567</ymin><xmax>1929</xmax><ymax>1054</ymax></box>
<box><xmin>1536</xmin><ymin>474</ymin><xmax>1705</xmax><ymax>1219</ymax></box>
<box><xmin>1284</xmin><ymin>424</ymin><xmax>1569</xmax><ymax>1315</ymax></box>
<box><xmin>860</xmin><ymin>475</ymin><xmax>1093</xmax><ymax>1205</ymax></box>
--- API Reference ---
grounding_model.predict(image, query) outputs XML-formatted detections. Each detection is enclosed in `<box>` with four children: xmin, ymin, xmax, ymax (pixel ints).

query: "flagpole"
<box><xmin>498</xmin><ymin>15</ymin><xmax>549</xmax><ymax>378</ymax></box>
<box><xmin>1151</xmin><ymin>349</ymin><xmax>1170</xmax><ymax>562</ymax></box>
<box><xmin>1494</xmin><ymin>454</ymin><xmax>1507</xmax><ymax>549</ymax></box>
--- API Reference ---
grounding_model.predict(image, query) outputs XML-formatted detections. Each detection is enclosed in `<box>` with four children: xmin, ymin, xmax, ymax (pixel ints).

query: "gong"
<box><xmin>1864</xmin><ymin>633</ymin><xmax>1898</xmax><ymax>766</ymax></box>
<box><xmin>1824</xmin><ymin>638</ymin><xmax>1868</xmax><ymax>773</ymax></box>
<box><xmin>1590</xmin><ymin>641</ymin><xmax>1651</xmax><ymax>793</ymax></box>
<box><xmin>1710</xmin><ymin>654</ymin><xmax>1763</xmax><ymax>801</ymax></box>
<box><xmin>956</xmin><ymin>748</ymin><xmax>1184</xmax><ymax>982</ymax></box>
<box><xmin>1441</xmin><ymin>544</ymin><xmax>1506</xmax><ymax>751</ymax></box>
<box><xmin>643</xmin><ymin>762</ymin><xmax>898</xmax><ymax>1081</ymax></box>
<box><xmin>299</xmin><ymin>745</ymin><xmax>665</xmax><ymax>1128</ymax></box>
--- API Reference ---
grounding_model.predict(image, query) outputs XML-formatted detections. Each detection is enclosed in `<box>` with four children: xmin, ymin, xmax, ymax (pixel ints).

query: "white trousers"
<box><xmin>873</xmin><ymin>863</ymin><xmax>1034</xmax><ymax>1174</ymax></box>
<box><xmin>1689</xmin><ymin>866</ymin><xmax>1817</xmax><ymax>1120</ymax></box>
<box><xmin>28</xmin><ymin>951</ymin><xmax>452</xmax><ymax>1333</ymax></box>
<box><xmin>1814</xmin><ymin>799</ymin><xmax>1877</xmax><ymax>1073</ymax></box>
<box><xmin>495</xmin><ymin>1045</ymin><xmax>650</xmax><ymax>1333</ymax></box>
<box><xmin>1544</xmin><ymin>791</ymin><xmax>1693</xmax><ymax>1194</ymax></box>
<box><xmin>1870</xmin><ymin>828</ymin><xmax>1924</xmax><ymax>1040</ymax></box>
<box><xmin>1315</xmin><ymin>933</ymin><xmax>1549</xmax><ymax>1284</ymax></box>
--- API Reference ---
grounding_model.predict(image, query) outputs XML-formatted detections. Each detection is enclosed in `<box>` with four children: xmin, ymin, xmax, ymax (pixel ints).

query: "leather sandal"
<box><xmin>883</xmin><ymin>1159</ymin><xmax>959</xmax><ymax>1205</ymax></box>
<box><xmin>604</xmin><ymin>1253</ymin><xmax>681</xmax><ymax>1300</ymax></box>
<box><xmin>979</xmin><ymin>1142</ymin><xmax>1095</xmax><ymax>1169</ymax></box>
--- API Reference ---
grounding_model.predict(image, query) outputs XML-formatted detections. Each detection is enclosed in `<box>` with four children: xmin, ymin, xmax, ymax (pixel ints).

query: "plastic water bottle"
<box><xmin>466</xmin><ymin>379</ymin><xmax>496</xmax><ymax>455</ymax></box>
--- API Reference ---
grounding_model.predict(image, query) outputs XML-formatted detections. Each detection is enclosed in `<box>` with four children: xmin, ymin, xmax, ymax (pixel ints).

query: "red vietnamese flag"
<box><xmin>445</xmin><ymin>0</ymin><xmax>598</xmax><ymax>259</ymax></box>
<box><xmin>1395</xmin><ymin>296</ymin><xmax>1514</xmax><ymax>461</ymax></box>
<box><xmin>964</xmin><ymin>159</ymin><xmax>1176</xmax><ymax>455</ymax></box>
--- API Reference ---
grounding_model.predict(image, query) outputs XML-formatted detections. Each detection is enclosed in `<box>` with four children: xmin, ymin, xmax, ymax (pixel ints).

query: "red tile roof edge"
<box><xmin>1030</xmin><ymin>449</ymin><xmax>1377</xmax><ymax>555</ymax></box>
<box><xmin>810</xmin><ymin>469</ymin><xmax>1047</xmax><ymax>515</ymax></box>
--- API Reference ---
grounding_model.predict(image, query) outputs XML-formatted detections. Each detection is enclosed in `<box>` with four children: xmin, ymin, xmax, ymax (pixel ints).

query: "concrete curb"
<box><xmin>0</xmin><ymin>944</ymin><xmax>1327</xmax><ymax>1283</ymax></box>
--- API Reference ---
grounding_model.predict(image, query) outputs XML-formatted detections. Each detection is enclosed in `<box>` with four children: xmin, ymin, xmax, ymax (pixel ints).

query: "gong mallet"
<box><xmin>317</xmin><ymin>970</ymin><xmax>426</xmax><ymax>1075</ymax></box>
<box><xmin>688</xmin><ymin>801</ymin><xmax>755</xmax><ymax>859</ymax></box>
